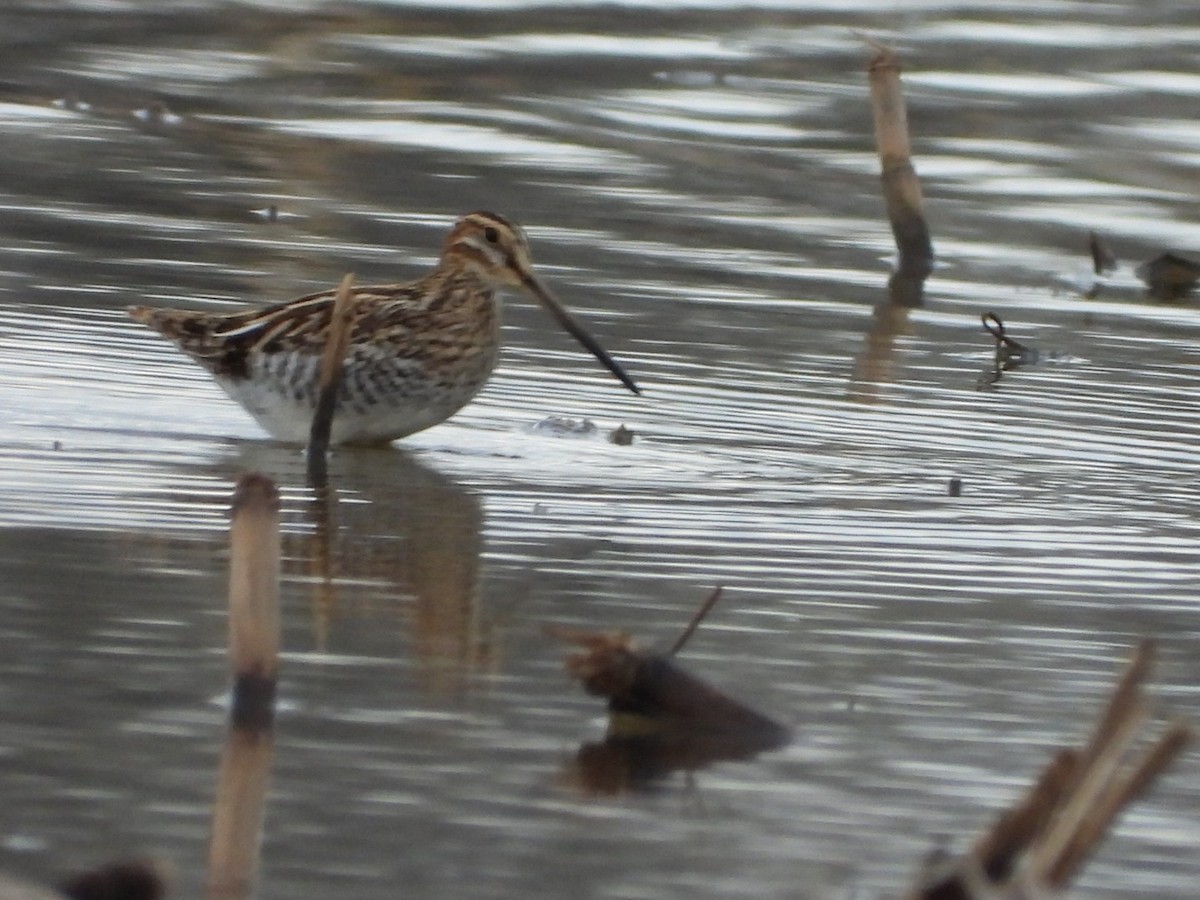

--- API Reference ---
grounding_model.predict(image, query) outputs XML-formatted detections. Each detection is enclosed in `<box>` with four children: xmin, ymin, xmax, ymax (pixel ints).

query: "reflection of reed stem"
<box><xmin>307</xmin><ymin>483</ymin><xmax>338</xmax><ymax>653</ymax></box>
<box><xmin>867</xmin><ymin>42</ymin><xmax>933</xmax><ymax>269</ymax></box>
<box><xmin>207</xmin><ymin>729</ymin><xmax>275</xmax><ymax>900</ymax></box>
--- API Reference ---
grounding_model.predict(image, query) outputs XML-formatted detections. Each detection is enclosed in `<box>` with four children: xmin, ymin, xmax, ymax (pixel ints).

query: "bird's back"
<box><xmin>129</xmin><ymin>275</ymin><xmax>503</xmax><ymax>443</ymax></box>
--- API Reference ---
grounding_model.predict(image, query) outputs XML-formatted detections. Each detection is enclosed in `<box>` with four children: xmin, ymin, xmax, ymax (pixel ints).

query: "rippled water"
<box><xmin>1</xmin><ymin>2</ymin><xmax>1198</xmax><ymax>898</ymax></box>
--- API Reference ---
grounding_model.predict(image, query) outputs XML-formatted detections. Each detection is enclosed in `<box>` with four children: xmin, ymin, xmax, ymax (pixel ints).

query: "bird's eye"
<box><xmin>483</xmin><ymin>226</ymin><xmax>499</xmax><ymax>244</ymax></box>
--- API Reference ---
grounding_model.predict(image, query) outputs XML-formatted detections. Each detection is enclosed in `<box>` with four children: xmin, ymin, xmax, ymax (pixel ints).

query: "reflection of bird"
<box><xmin>130</xmin><ymin>211</ymin><xmax>640</xmax><ymax>444</ymax></box>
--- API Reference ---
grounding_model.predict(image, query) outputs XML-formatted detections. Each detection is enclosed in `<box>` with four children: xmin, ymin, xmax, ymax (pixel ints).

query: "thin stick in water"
<box><xmin>306</xmin><ymin>273</ymin><xmax>357</xmax><ymax>479</ymax></box>
<box><xmin>669</xmin><ymin>585</ymin><xmax>724</xmax><ymax>657</ymax></box>
<box><xmin>867</xmin><ymin>40</ymin><xmax>934</xmax><ymax>271</ymax></box>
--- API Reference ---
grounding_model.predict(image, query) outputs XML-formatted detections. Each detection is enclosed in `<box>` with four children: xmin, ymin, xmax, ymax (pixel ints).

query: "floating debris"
<box><xmin>1088</xmin><ymin>231</ymin><xmax>1117</xmax><ymax>276</ymax></box>
<box><xmin>554</xmin><ymin>627</ymin><xmax>787</xmax><ymax>737</ymax></box>
<box><xmin>608</xmin><ymin>424</ymin><xmax>635</xmax><ymax>445</ymax></box>
<box><xmin>903</xmin><ymin>641</ymin><xmax>1191</xmax><ymax>900</ymax></box>
<box><xmin>978</xmin><ymin>312</ymin><xmax>1039</xmax><ymax>389</ymax></box>
<box><xmin>1136</xmin><ymin>251</ymin><xmax>1200</xmax><ymax>300</ymax></box>
<box><xmin>982</xmin><ymin>313</ymin><xmax>1037</xmax><ymax>365</ymax></box>
<box><xmin>551</xmin><ymin>588</ymin><xmax>790</xmax><ymax>793</ymax></box>
<box><xmin>948</xmin><ymin>477</ymin><xmax>962</xmax><ymax>497</ymax></box>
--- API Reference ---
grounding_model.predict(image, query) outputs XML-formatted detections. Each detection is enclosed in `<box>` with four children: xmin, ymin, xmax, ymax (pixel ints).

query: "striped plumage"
<box><xmin>130</xmin><ymin>211</ymin><xmax>640</xmax><ymax>445</ymax></box>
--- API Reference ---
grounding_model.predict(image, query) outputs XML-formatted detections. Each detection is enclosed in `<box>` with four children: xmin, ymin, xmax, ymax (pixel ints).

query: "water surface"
<box><xmin>1</xmin><ymin>2</ymin><xmax>1198</xmax><ymax>898</ymax></box>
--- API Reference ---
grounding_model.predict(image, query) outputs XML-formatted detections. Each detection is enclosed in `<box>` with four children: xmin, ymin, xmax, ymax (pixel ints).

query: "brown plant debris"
<box><xmin>867</xmin><ymin>40</ymin><xmax>934</xmax><ymax>273</ymax></box>
<box><xmin>548</xmin><ymin>624</ymin><xmax>790</xmax><ymax>742</ymax></box>
<box><xmin>903</xmin><ymin>640</ymin><xmax>1191</xmax><ymax>900</ymax></box>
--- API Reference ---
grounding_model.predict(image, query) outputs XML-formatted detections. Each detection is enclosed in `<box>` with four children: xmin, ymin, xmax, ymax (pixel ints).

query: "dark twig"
<box><xmin>306</xmin><ymin>273</ymin><xmax>357</xmax><ymax>484</ymax></box>
<box><xmin>669</xmin><ymin>585</ymin><xmax>724</xmax><ymax>657</ymax></box>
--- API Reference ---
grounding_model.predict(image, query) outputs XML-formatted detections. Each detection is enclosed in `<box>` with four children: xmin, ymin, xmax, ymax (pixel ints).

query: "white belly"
<box><xmin>215</xmin><ymin>342</ymin><xmax>500</xmax><ymax>445</ymax></box>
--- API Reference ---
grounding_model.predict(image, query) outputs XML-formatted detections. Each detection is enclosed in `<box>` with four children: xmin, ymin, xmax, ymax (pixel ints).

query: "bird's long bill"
<box><xmin>521</xmin><ymin>273</ymin><xmax>641</xmax><ymax>395</ymax></box>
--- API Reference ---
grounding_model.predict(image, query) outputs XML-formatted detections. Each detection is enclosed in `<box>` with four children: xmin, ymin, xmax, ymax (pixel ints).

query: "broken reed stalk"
<box><xmin>1075</xmin><ymin>639</ymin><xmax>1155</xmax><ymax>775</ymax></box>
<box><xmin>668</xmin><ymin>585</ymin><xmax>724</xmax><ymax>656</ymax></box>
<box><xmin>907</xmin><ymin>641</ymin><xmax>1192</xmax><ymax>900</ymax></box>
<box><xmin>306</xmin><ymin>273</ymin><xmax>357</xmax><ymax>483</ymax></box>
<box><xmin>1023</xmin><ymin>641</ymin><xmax>1191</xmax><ymax>888</ymax></box>
<box><xmin>970</xmin><ymin>748</ymin><xmax>1080</xmax><ymax>882</ymax></box>
<box><xmin>1043</xmin><ymin>720</ymin><xmax>1191</xmax><ymax>887</ymax></box>
<box><xmin>1022</xmin><ymin>641</ymin><xmax>1157</xmax><ymax>881</ymax></box>
<box><xmin>1024</xmin><ymin>695</ymin><xmax>1150</xmax><ymax>885</ymax></box>
<box><xmin>227</xmin><ymin>472</ymin><xmax>281</xmax><ymax>727</ymax></box>
<box><xmin>867</xmin><ymin>41</ymin><xmax>933</xmax><ymax>271</ymax></box>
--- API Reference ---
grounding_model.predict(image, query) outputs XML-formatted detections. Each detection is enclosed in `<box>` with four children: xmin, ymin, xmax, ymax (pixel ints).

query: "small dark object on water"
<box><xmin>1136</xmin><ymin>251</ymin><xmax>1200</xmax><ymax>300</ymax></box>
<box><xmin>1088</xmin><ymin>231</ymin><xmax>1117</xmax><ymax>275</ymax></box>
<box><xmin>60</xmin><ymin>859</ymin><xmax>168</xmax><ymax>900</ymax></box>
<box><xmin>948</xmin><ymin>477</ymin><xmax>962</xmax><ymax>497</ymax></box>
<box><xmin>982</xmin><ymin>313</ymin><xmax>1036</xmax><ymax>364</ymax></box>
<box><xmin>52</xmin><ymin>440</ymin><xmax>62</xmax><ymax>451</ymax></box>
<box><xmin>551</xmin><ymin>624</ymin><xmax>790</xmax><ymax>793</ymax></box>
<box><xmin>608</xmin><ymin>424</ymin><xmax>635</xmax><ymax>445</ymax></box>
<box><xmin>549</xmin><ymin>624</ymin><xmax>789</xmax><ymax>742</ymax></box>
<box><xmin>979</xmin><ymin>313</ymin><xmax>1039</xmax><ymax>390</ymax></box>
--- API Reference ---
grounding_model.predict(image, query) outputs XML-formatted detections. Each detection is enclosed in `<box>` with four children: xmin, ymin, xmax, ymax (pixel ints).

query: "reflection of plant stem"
<box><xmin>306</xmin><ymin>483</ymin><xmax>338</xmax><ymax>653</ymax></box>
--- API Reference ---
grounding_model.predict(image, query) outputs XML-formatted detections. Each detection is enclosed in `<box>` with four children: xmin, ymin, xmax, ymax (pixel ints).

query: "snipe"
<box><xmin>130</xmin><ymin>211</ymin><xmax>640</xmax><ymax>445</ymax></box>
